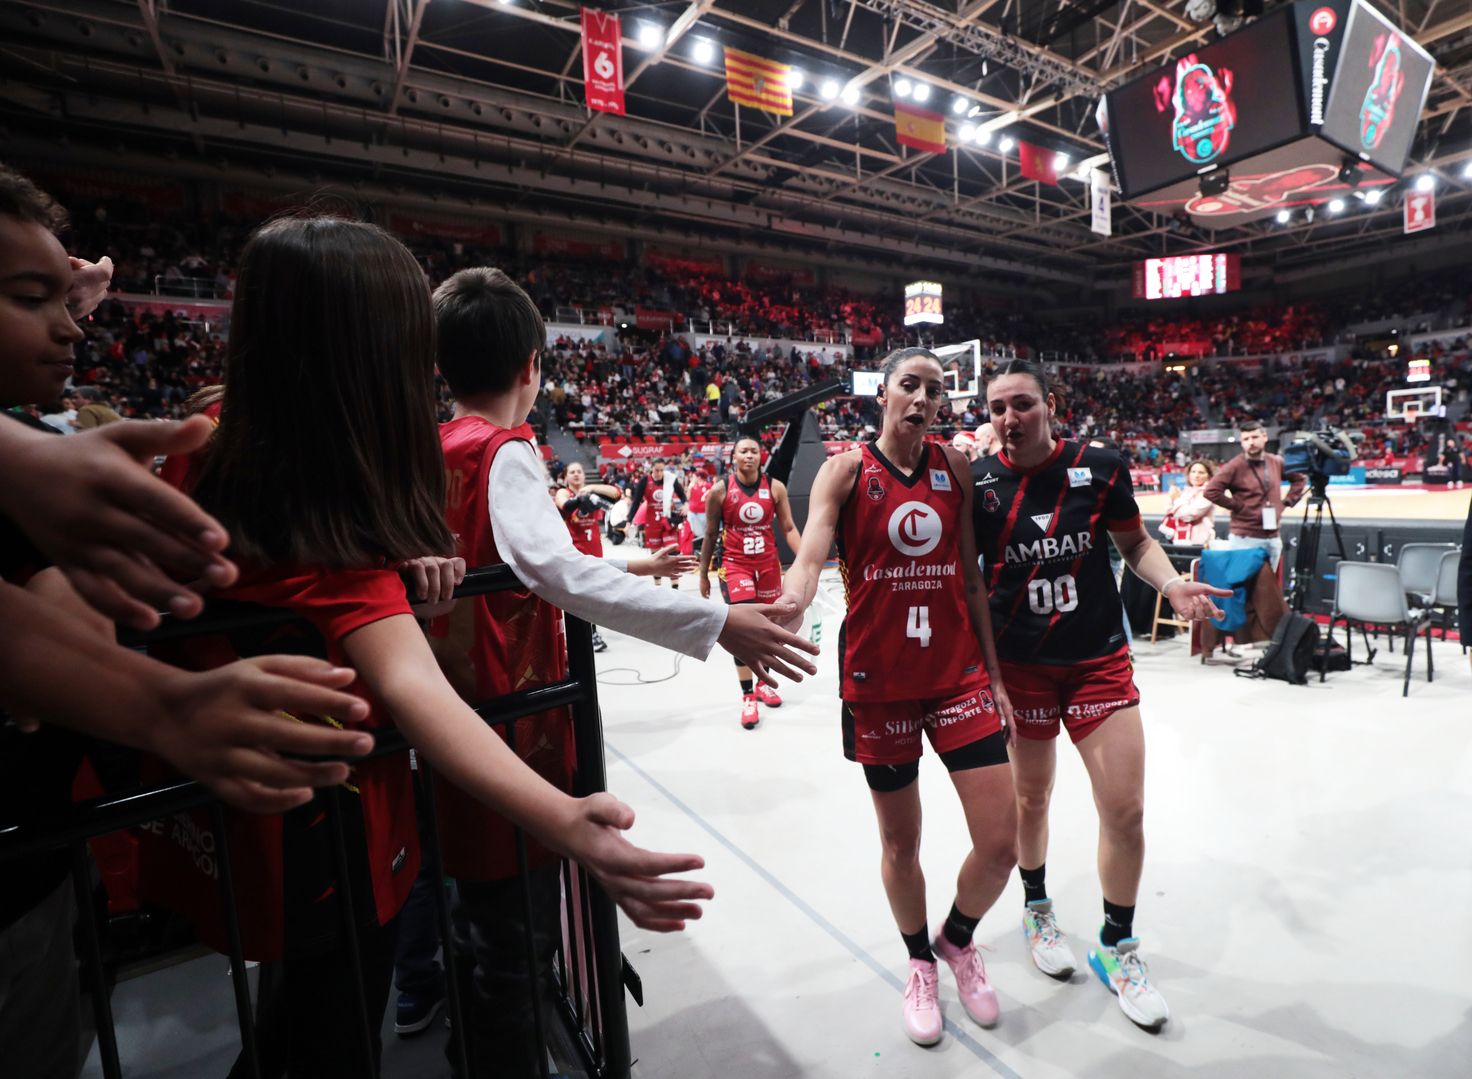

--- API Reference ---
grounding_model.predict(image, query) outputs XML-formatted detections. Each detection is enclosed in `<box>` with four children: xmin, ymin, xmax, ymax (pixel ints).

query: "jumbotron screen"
<box><xmin>1100</xmin><ymin>7</ymin><xmax>1303</xmax><ymax>200</ymax></box>
<box><xmin>1132</xmin><ymin>254</ymin><xmax>1242</xmax><ymax>300</ymax></box>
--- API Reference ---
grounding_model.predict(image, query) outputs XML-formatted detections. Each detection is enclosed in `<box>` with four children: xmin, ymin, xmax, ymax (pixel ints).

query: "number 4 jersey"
<box><xmin>971</xmin><ymin>440</ymin><xmax>1142</xmax><ymax>665</ymax></box>
<box><xmin>836</xmin><ymin>442</ymin><xmax>986</xmax><ymax>702</ymax></box>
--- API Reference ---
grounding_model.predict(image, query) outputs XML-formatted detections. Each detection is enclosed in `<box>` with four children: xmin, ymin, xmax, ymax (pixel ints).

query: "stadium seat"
<box><xmin>1326</xmin><ymin>562</ymin><xmax>1435</xmax><ymax>696</ymax></box>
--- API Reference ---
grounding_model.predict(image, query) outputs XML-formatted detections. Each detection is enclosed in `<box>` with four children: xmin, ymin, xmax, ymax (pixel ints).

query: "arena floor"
<box><xmin>1136</xmin><ymin>484</ymin><xmax>1471</xmax><ymax>523</ymax></box>
<box><xmin>602</xmin><ymin>570</ymin><xmax>1472</xmax><ymax>1079</ymax></box>
<box><xmin>82</xmin><ymin>557</ymin><xmax>1472</xmax><ymax>1079</ymax></box>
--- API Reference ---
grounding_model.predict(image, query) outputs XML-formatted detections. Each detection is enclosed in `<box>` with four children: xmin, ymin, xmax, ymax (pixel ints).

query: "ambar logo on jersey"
<box><xmin>1003</xmin><ymin>531</ymin><xmax>1094</xmax><ymax>564</ymax></box>
<box><xmin>887</xmin><ymin>501</ymin><xmax>942</xmax><ymax>557</ymax></box>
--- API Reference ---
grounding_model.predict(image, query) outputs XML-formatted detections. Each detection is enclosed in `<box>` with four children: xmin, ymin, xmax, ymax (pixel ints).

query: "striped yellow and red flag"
<box><xmin>894</xmin><ymin>101</ymin><xmax>946</xmax><ymax>154</ymax></box>
<box><xmin>724</xmin><ymin>48</ymin><xmax>794</xmax><ymax>116</ymax></box>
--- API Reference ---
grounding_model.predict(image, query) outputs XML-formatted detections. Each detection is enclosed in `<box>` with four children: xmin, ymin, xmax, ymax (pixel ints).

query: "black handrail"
<box><xmin>0</xmin><ymin>565</ymin><xmax>631</xmax><ymax>1079</ymax></box>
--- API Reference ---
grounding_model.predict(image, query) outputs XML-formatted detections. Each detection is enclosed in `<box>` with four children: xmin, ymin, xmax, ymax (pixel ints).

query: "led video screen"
<box><xmin>1131</xmin><ymin>254</ymin><xmax>1242</xmax><ymax>300</ymax></box>
<box><xmin>1101</xmin><ymin>7</ymin><xmax>1305</xmax><ymax>200</ymax></box>
<box><xmin>1318</xmin><ymin>1</ymin><xmax>1435</xmax><ymax>175</ymax></box>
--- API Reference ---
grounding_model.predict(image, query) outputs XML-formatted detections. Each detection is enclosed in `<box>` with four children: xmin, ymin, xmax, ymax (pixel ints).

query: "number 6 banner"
<box><xmin>581</xmin><ymin>7</ymin><xmax>625</xmax><ymax>116</ymax></box>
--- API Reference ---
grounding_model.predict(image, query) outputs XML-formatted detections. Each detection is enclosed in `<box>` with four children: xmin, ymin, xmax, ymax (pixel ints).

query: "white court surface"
<box><xmin>595</xmin><ymin>572</ymin><xmax>1472</xmax><ymax>1079</ymax></box>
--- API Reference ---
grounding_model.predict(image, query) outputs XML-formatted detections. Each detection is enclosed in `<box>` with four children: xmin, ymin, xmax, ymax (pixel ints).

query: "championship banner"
<box><xmin>894</xmin><ymin>101</ymin><xmax>946</xmax><ymax>154</ymax></box>
<box><xmin>581</xmin><ymin>8</ymin><xmax>625</xmax><ymax>116</ymax></box>
<box><xmin>1404</xmin><ymin>189</ymin><xmax>1434</xmax><ymax>234</ymax></box>
<box><xmin>1090</xmin><ymin>169</ymin><xmax>1112</xmax><ymax>236</ymax></box>
<box><xmin>724</xmin><ymin>48</ymin><xmax>794</xmax><ymax>116</ymax></box>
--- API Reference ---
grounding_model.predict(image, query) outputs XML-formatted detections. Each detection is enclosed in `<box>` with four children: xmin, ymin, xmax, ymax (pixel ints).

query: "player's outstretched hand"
<box><xmin>67</xmin><ymin>255</ymin><xmax>114</xmax><ymax>320</ymax></box>
<box><xmin>718</xmin><ymin>601</ymin><xmax>820</xmax><ymax>686</ymax></box>
<box><xmin>646</xmin><ymin>545</ymin><xmax>697</xmax><ymax>579</ymax></box>
<box><xmin>1</xmin><ymin>416</ymin><xmax>237</xmax><ymax>629</ymax></box>
<box><xmin>153</xmin><ymin>656</ymin><xmax>375</xmax><ymax>815</ymax></box>
<box><xmin>1167</xmin><ymin>580</ymin><xmax>1233</xmax><ymax>622</ymax></box>
<box><xmin>567</xmin><ymin>793</ymin><xmax>713</xmax><ymax>932</ymax></box>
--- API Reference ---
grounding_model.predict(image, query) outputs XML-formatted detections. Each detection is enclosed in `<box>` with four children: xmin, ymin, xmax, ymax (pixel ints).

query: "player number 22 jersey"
<box><xmin>721</xmin><ymin>475</ymin><xmax>777</xmax><ymax>564</ymax></box>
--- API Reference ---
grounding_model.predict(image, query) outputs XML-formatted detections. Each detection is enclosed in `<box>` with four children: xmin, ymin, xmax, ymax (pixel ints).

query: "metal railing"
<box><xmin>0</xmin><ymin>565</ymin><xmax>630</xmax><ymax>1079</ymax></box>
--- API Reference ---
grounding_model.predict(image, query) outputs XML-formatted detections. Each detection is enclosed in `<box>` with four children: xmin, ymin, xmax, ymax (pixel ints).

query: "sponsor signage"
<box><xmin>1294</xmin><ymin>0</ymin><xmax>1351</xmax><ymax>128</ymax></box>
<box><xmin>1363</xmin><ymin>466</ymin><xmax>1402</xmax><ymax>485</ymax></box>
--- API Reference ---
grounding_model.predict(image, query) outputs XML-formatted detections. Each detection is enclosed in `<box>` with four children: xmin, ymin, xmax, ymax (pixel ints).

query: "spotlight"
<box><xmin>1054</xmin><ymin>152</ymin><xmax>1070</xmax><ymax>171</ymax></box>
<box><xmin>1414</xmin><ymin>173</ymin><xmax>1435</xmax><ymax>192</ymax></box>
<box><xmin>959</xmin><ymin>123</ymin><xmax>975</xmax><ymax>141</ymax></box>
<box><xmin>1276</xmin><ymin>209</ymin><xmax>1291</xmax><ymax>224</ymax></box>
<box><xmin>692</xmin><ymin>39</ymin><xmax>715</xmax><ymax>64</ymax></box>
<box><xmin>912</xmin><ymin>82</ymin><xmax>930</xmax><ymax>103</ymax></box>
<box><xmin>637</xmin><ymin>23</ymin><xmax>661</xmax><ymax>49</ymax></box>
<box><xmin>820</xmin><ymin>79</ymin><xmax>839</xmax><ymax>101</ymax></box>
<box><xmin>1328</xmin><ymin>198</ymin><xmax>1346</xmax><ymax>213</ymax></box>
<box><xmin>1363</xmin><ymin>187</ymin><xmax>1384</xmax><ymax>205</ymax></box>
<box><xmin>787</xmin><ymin>68</ymin><xmax>804</xmax><ymax>91</ymax></box>
<box><xmin>894</xmin><ymin>78</ymin><xmax>913</xmax><ymax>99</ymax></box>
<box><xmin>974</xmin><ymin>127</ymin><xmax>992</xmax><ymax>146</ymax></box>
<box><xmin>966</xmin><ymin>104</ymin><xmax>982</xmax><ymax>118</ymax></box>
<box><xmin>1462</xmin><ymin>160</ymin><xmax>1472</xmax><ymax>180</ymax></box>
<box><xmin>841</xmin><ymin>84</ymin><xmax>860</xmax><ymax>106</ymax></box>
<box><xmin>998</xmin><ymin>135</ymin><xmax>1014</xmax><ymax>152</ymax></box>
<box><xmin>952</xmin><ymin>96</ymin><xmax>970</xmax><ymax>115</ymax></box>
<box><xmin>1198</xmin><ymin>169</ymin><xmax>1230</xmax><ymax>197</ymax></box>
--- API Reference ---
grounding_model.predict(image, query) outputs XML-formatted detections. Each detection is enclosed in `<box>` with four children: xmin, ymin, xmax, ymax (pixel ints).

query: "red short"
<box><xmin>842</xmin><ymin>680</ymin><xmax>1001</xmax><ymax>765</ymax></box>
<box><xmin>999</xmin><ymin>647</ymin><xmax>1139</xmax><ymax>744</ymax></box>
<box><xmin>719</xmin><ymin>558</ymin><xmax>782</xmax><ymax>604</ymax></box>
<box><xmin>643</xmin><ymin>520</ymin><xmax>677</xmax><ymax>549</ymax></box>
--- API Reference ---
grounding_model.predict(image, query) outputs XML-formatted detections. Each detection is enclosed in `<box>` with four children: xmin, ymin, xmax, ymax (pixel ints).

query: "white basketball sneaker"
<box><xmin>1021</xmin><ymin>899</ymin><xmax>1077</xmax><ymax>977</ymax></box>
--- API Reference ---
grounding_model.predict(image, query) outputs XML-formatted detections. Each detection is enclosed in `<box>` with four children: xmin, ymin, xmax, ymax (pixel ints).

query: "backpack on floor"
<box><xmin>1236</xmin><ymin>612</ymin><xmax>1319</xmax><ymax>685</ymax></box>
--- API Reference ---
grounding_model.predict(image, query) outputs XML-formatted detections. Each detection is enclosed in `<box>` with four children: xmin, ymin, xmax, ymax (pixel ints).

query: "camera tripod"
<box><xmin>1287</xmin><ymin>474</ymin><xmax>1347</xmax><ymax>614</ymax></box>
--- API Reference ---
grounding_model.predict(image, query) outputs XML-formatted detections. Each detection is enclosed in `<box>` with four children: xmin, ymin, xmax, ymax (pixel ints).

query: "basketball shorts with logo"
<box><xmin>999</xmin><ymin>647</ymin><xmax>1139</xmax><ymax>744</ymax></box>
<box><xmin>643</xmin><ymin>519</ymin><xmax>677</xmax><ymax>549</ymax></box>
<box><xmin>841</xmin><ymin>678</ymin><xmax>1001</xmax><ymax>765</ymax></box>
<box><xmin>719</xmin><ymin>556</ymin><xmax>782</xmax><ymax>604</ymax></box>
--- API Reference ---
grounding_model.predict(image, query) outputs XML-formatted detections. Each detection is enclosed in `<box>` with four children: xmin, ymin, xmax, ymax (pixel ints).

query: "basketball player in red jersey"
<box><xmin>698</xmin><ymin>437</ymin><xmax>802</xmax><ymax>730</ymax></box>
<box><xmin>680</xmin><ymin>461</ymin><xmax>712</xmax><ymax>559</ymax></box>
<box><xmin>556</xmin><ymin>462</ymin><xmax>696</xmax><ymax>651</ymax></box>
<box><xmin>972</xmin><ymin>358</ymin><xmax>1228</xmax><ymax>1030</ymax></box>
<box><xmin>781</xmin><ymin>348</ymin><xmax>1018</xmax><ymax>1047</ymax></box>
<box><xmin>628</xmin><ymin>460</ymin><xmax>685</xmax><ymax>588</ymax></box>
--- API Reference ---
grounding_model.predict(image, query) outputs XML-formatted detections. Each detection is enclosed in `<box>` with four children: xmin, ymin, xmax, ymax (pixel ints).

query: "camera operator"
<box><xmin>1202</xmin><ymin>420</ymin><xmax>1307</xmax><ymax>572</ymax></box>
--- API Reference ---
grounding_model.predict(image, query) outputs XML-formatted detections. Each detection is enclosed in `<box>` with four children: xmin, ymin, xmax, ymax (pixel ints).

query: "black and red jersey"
<box><xmin>561</xmin><ymin>490</ymin><xmax>604</xmax><ymax>557</ymax></box>
<box><xmin>836</xmin><ymin>442</ymin><xmax>985</xmax><ymax>703</ymax></box>
<box><xmin>971</xmin><ymin>440</ymin><xmax>1142</xmax><ymax>665</ymax></box>
<box><xmin>720</xmin><ymin>475</ymin><xmax>777</xmax><ymax>565</ymax></box>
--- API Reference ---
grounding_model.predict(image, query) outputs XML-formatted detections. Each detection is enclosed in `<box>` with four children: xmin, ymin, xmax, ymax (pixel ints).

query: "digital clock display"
<box><xmin>904</xmin><ymin>281</ymin><xmax>944</xmax><ymax>326</ymax></box>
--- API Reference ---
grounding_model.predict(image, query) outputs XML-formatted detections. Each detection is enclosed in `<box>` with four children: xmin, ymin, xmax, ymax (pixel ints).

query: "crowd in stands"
<box><xmin>13</xmin><ymin>182</ymin><xmax>1472</xmax><ymax>474</ymax></box>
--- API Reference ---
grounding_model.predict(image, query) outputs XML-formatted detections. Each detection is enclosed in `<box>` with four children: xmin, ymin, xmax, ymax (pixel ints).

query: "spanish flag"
<box><xmin>724</xmin><ymin>48</ymin><xmax>794</xmax><ymax>116</ymax></box>
<box><xmin>894</xmin><ymin>101</ymin><xmax>946</xmax><ymax>155</ymax></box>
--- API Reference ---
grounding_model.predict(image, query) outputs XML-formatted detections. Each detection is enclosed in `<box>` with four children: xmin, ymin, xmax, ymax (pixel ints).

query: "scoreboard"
<box><xmin>903</xmin><ymin>280</ymin><xmax>944</xmax><ymax>326</ymax></box>
<box><xmin>1132</xmin><ymin>253</ymin><xmax>1242</xmax><ymax>300</ymax></box>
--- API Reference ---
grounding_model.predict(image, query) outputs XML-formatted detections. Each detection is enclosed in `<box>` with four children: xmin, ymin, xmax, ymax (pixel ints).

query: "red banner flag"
<box><xmin>1018</xmin><ymin>140</ymin><xmax>1059</xmax><ymax>185</ymax></box>
<box><xmin>1403</xmin><ymin>189</ymin><xmax>1435</xmax><ymax>234</ymax></box>
<box><xmin>581</xmin><ymin>8</ymin><xmax>625</xmax><ymax>116</ymax></box>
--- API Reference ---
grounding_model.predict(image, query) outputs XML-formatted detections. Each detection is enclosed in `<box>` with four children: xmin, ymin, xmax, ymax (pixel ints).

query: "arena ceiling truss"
<box><xmin>1</xmin><ymin>0</ymin><xmax>1470</xmax><ymax>290</ymax></box>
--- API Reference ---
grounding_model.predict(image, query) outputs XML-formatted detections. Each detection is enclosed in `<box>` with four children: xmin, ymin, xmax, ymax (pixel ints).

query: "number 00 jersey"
<box><xmin>721</xmin><ymin>475</ymin><xmax>776</xmax><ymax>565</ymax></box>
<box><xmin>971</xmin><ymin>440</ymin><xmax>1142</xmax><ymax>665</ymax></box>
<box><xmin>837</xmin><ymin>442</ymin><xmax>985</xmax><ymax>703</ymax></box>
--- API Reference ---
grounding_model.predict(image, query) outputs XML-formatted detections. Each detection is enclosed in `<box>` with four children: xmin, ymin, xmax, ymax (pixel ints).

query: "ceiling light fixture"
<box><xmin>893</xmin><ymin>78</ymin><xmax>913</xmax><ymax>98</ymax></box>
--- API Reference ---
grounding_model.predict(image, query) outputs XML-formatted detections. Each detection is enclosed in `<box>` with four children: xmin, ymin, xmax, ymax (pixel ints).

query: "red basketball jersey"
<box><xmin>562</xmin><ymin>490</ymin><xmax>604</xmax><ymax>557</ymax></box>
<box><xmin>429</xmin><ymin>417</ymin><xmax>574</xmax><ymax>882</ymax></box>
<box><xmin>643</xmin><ymin>476</ymin><xmax>672</xmax><ymax>521</ymax></box>
<box><xmin>836</xmin><ymin>442</ymin><xmax>985</xmax><ymax>703</ymax></box>
<box><xmin>721</xmin><ymin>475</ymin><xmax>777</xmax><ymax>565</ymax></box>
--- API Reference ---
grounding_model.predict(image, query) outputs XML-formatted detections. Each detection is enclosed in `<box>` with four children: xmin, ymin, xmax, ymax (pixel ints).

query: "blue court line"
<box><xmin>607</xmin><ymin>742</ymin><xmax>1024</xmax><ymax>1079</ymax></box>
